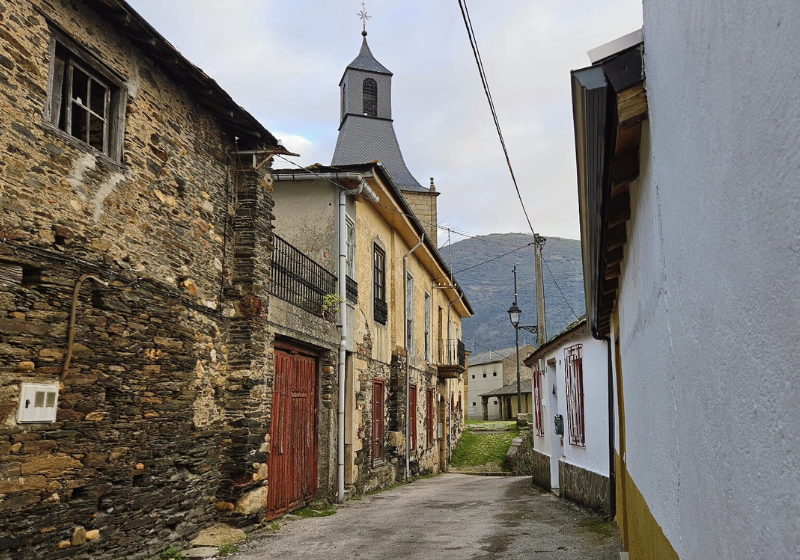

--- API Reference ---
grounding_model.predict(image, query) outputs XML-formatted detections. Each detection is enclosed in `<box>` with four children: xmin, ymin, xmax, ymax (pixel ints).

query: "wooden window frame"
<box><xmin>372</xmin><ymin>379</ymin><xmax>386</xmax><ymax>466</ymax></box>
<box><xmin>564</xmin><ymin>344</ymin><xmax>586</xmax><ymax>447</ymax></box>
<box><xmin>43</xmin><ymin>26</ymin><xmax>127</xmax><ymax>163</ymax></box>
<box><xmin>373</xmin><ymin>244</ymin><xmax>387</xmax><ymax>324</ymax></box>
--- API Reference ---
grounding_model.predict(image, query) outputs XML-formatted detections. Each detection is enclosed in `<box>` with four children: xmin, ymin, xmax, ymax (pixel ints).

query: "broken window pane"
<box><xmin>71</xmin><ymin>64</ymin><xmax>89</xmax><ymax>106</ymax></box>
<box><xmin>89</xmin><ymin>114</ymin><xmax>105</xmax><ymax>151</ymax></box>
<box><xmin>71</xmin><ymin>103</ymin><xmax>88</xmax><ymax>143</ymax></box>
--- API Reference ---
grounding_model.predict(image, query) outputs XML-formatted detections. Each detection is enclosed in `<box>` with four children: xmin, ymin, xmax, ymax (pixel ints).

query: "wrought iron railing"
<box><xmin>270</xmin><ymin>235</ymin><xmax>336</xmax><ymax>317</ymax></box>
<box><xmin>346</xmin><ymin>276</ymin><xmax>358</xmax><ymax>304</ymax></box>
<box><xmin>438</xmin><ymin>339</ymin><xmax>466</xmax><ymax>368</ymax></box>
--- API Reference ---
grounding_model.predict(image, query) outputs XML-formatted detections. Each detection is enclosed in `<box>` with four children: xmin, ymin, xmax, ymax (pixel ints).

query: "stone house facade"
<box><xmin>0</xmin><ymin>0</ymin><xmax>296</xmax><ymax>558</ymax></box>
<box><xmin>272</xmin><ymin>162</ymin><xmax>472</xmax><ymax>494</ymax></box>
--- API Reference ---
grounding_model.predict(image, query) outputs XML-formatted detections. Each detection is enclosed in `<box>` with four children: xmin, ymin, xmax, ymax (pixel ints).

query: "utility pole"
<box><xmin>534</xmin><ymin>234</ymin><xmax>547</xmax><ymax>346</ymax></box>
<box><xmin>513</xmin><ymin>266</ymin><xmax>522</xmax><ymax>413</ymax></box>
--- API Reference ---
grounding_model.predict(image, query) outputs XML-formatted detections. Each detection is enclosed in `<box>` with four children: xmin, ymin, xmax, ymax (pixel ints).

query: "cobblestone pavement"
<box><xmin>230</xmin><ymin>474</ymin><xmax>621</xmax><ymax>560</ymax></box>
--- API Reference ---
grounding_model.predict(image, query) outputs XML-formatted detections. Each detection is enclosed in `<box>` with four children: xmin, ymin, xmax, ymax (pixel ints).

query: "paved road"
<box><xmin>231</xmin><ymin>474</ymin><xmax>621</xmax><ymax>560</ymax></box>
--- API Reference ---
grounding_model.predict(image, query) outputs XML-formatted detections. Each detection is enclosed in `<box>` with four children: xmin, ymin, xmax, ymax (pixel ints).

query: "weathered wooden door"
<box><xmin>372</xmin><ymin>380</ymin><xmax>385</xmax><ymax>465</ymax></box>
<box><xmin>267</xmin><ymin>345</ymin><xmax>318</xmax><ymax>519</ymax></box>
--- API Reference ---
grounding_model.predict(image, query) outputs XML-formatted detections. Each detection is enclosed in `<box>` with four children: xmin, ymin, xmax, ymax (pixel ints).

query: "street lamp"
<box><xmin>508</xmin><ymin>267</ymin><xmax>538</xmax><ymax>421</ymax></box>
<box><xmin>508</xmin><ymin>301</ymin><xmax>521</xmax><ymax>328</ymax></box>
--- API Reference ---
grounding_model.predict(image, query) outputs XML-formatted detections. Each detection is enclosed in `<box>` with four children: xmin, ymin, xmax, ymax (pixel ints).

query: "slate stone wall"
<box><xmin>559</xmin><ymin>460</ymin><xmax>611</xmax><ymax>514</ymax></box>
<box><xmin>0</xmin><ymin>0</ymin><xmax>281</xmax><ymax>557</ymax></box>
<box><xmin>529</xmin><ymin>448</ymin><xmax>551</xmax><ymax>490</ymax></box>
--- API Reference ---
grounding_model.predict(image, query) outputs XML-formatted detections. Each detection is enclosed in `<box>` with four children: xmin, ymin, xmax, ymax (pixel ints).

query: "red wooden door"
<box><xmin>409</xmin><ymin>384</ymin><xmax>417</xmax><ymax>452</ymax></box>
<box><xmin>372</xmin><ymin>380</ymin><xmax>385</xmax><ymax>465</ymax></box>
<box><xmin>267</xmin><ymin>347</ymin><xmax>318</xmax><ymax>519</ymax></box>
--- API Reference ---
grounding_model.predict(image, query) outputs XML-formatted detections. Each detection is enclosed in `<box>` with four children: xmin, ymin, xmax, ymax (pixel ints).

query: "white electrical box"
<box><xmin>18</xmin><ymin>383</ymin><xmax>59</xmax><ymax>423</ymax></box>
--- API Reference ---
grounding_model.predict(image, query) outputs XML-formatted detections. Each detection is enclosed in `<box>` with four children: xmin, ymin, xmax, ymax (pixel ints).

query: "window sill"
<box><xmin>39</xmin><ymin>120</ymin><xmax>127</xmax><ymax>172</ymax></box>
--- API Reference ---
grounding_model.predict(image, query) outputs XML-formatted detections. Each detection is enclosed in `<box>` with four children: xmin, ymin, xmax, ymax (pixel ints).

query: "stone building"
<box><xmin>571</xmin><ymin>5</ymin><xmax>800</xmax><ymax>557</ymax></box>
<box><xmin>466</xmin><ymin>345</ymin><xmax>534</xmax><ymax>420</ymax></box>
<box><xmin>272</xmin><ymin>161</ymin><xmax>472</xmax><ymax>495</ymax></box>
<box><xmin>523</xmin><ymin>318</ymin><xmax>610</xmax><ymax>513</ymax></box>
<box><xmin>0</xmin><ymin>0</ymin><xmax>300</xmax><ymax>557</ymax></box>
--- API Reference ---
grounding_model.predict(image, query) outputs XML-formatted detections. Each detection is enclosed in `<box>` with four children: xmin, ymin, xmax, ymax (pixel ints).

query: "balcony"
<box><xmin>270</xmin><ymin>235</ymin><xmax>336</xmax><ymax>318</ymax></box>
<box><xmin>437</xmin><ymin>339</ymin><xmax>466</xmax><ymax>379</ymax></box>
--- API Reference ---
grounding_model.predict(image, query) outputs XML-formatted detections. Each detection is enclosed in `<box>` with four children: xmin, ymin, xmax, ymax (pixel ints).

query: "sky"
<box><xmin>127</xmin><ymin>1</ymin><xmax>642</xmax><ymax>241</ymax></box>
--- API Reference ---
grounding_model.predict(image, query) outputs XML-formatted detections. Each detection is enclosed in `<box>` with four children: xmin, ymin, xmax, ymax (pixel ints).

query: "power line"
<box><xmin>451</xmin><ymin>243</ymin><xmax>534</xmax><ymax>275</ymax></box>
<box><xmin>457</xmin><ymin>0</ymin><xmax>580</xmax><ymax>321</ymax></box>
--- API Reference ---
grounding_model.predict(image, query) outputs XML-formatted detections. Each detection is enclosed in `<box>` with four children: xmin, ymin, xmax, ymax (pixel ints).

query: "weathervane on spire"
<box><xmin>357</xmin><ymin>1</ymin><xmax>371</xmax><ymax>36</ymax></box>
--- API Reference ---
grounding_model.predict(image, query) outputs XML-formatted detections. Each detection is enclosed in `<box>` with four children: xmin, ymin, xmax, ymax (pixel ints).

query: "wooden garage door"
<box><xmin>267</xmin><ymin>345</ymin><xmax>318</xmax><ymax>519</ymax></box>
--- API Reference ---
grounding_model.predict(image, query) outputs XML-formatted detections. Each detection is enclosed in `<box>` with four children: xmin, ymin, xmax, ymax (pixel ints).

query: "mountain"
<box><xmin>446</xmin><ymin>233</ymin><xmax>586</xmax><ymax>353</ymax></box>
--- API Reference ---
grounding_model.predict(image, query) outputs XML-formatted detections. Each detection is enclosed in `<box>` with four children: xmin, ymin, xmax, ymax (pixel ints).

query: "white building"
<box><xmin>524</xmin><ymin>318</ymin><xmax>610</xmax><ymax>513</ymax></box>
<box><xmin>571</xmin><ymin>5</ymin><xmax>800</xmax><ymax>557</ymax></box>
<box><xmin>466</xmin><ymin>345</ymin><xmax>534</xmax><ymax>420</ymax></box>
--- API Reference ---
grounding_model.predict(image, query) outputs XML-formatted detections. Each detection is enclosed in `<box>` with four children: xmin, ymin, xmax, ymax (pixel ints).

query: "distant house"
<box><xmin>571</xmin><ymin>6</ymin><xmax>800</xmax><ymax>557</ymax></box>
<box><xmin>524</xmin><ymin>318</ymin><xmax>610</xmax><ymax>513</ymax></box>
<box><xmin>466</xmin><ymin>345</ymin><xmax>535</xmax><ymax>420</ymax></box>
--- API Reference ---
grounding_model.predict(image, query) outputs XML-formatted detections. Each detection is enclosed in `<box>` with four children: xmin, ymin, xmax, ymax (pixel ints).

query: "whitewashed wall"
<box><xmin>534</xmin><ymin>329</ymin><xmax>609</xmax><ymax>481</ymax></box>
<box><xmin>467</xmin><ymin>361</ymin><xmax>504</xmax><ymax>419</ymax></box>
<box><xmin>617</xmin><ymin>2</ymin><xmax>800</xmax><ymax>557</ymax></box>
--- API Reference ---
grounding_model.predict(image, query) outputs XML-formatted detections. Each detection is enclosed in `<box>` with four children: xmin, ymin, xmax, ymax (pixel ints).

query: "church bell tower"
<box><xmin>332</xmin><ymin>14</ymin><xmax>439</xmax><ymax>244</ymax></box>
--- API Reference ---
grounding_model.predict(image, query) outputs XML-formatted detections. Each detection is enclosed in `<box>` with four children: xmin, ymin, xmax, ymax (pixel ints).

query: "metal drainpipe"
<box><xmin>403</xmin><ymin>233</ymin><xmax>425</xmax><ymax>480</ymax></box>
<box><xmin>337</xmin><ymin>188</ymin><xmax>347</xmax><ymax>504</ymax></box>
<box><xmin>273</xmin><ymin>172</ymin><xmax>378</xmax><ymax>504</ymax></box>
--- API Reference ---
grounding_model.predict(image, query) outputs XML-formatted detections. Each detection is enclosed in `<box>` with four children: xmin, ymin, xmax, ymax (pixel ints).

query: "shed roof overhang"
<box><xmin>571</xmin><ymin>41</ymin><xmax>648</xmax><ymax>338</ymax></box>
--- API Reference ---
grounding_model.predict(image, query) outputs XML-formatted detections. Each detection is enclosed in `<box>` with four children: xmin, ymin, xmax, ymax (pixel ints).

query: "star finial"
<box><xmin>358</xmin><ymin>2</ymin><xmax>371</xmax><ymax>36</ymax></box>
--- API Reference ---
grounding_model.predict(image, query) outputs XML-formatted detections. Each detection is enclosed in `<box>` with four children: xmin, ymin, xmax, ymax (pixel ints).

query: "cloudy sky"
<box><xmin>128</xmin><ymin>1</ymin><xmax>642</xmax><ymax>241</ymax></box>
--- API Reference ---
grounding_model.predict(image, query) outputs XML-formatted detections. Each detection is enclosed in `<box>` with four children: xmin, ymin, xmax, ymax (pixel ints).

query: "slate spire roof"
<box><xmin>332</xmin><ymin>36</ymin><xmax>428</xmax><ymax>193</ymax></box>
<box><xmin>346</xmin><ymin>38</ymin><xmax>392</xmax><ymax>76</ymax></box>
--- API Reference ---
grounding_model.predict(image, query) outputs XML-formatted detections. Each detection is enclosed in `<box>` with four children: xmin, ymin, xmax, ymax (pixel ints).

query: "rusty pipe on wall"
<box><xmin>60</xmin><ymin>274</ymin><xmax>108</xmax><ymax>382</ymax></box>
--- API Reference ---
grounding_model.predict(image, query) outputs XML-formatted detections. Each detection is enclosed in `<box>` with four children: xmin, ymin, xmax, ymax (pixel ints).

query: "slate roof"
<box><xmin>332</xmin><ymin>116</ymin><xmax>427</xmax><ymax>192</ymax></box>
<box><xmin>468</xmin><ymin>346</ymin><xmax>518</xmax><ymax>367</ymax></box>
<box><xmin>481</xmin><ymin>378</ymin><xmax>533</xmax><ymax>398</ymax></box>
<box><xmin>347</xmin><ymin>38</ymin><xmax>393</xmax><ymax>76</ymax></box>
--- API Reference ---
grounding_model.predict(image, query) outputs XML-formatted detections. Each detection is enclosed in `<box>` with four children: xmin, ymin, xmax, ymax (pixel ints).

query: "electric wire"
<box><xmin>457</xmin><ymin>0</ymin><xmax>580</xmax><ymax>321</ymax></box>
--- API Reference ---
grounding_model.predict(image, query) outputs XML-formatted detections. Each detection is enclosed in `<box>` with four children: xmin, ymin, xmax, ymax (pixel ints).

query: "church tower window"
<box><xmin>363</xmin><ymin>78</ymin><xmax>378</xmax><ymax>117</ymax></box>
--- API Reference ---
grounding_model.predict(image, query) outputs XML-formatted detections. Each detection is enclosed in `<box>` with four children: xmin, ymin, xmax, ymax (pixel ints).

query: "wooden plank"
<box><xmin>605</xmin><ymin>247</ymin><xmax>624</xmax><ymax>267</ymax></box>
<box><xmin>618</xmin><ymin>83</ymin><xmax>648</xmax><ymax>129</ymax></box>
<box><xmin>607</xmin><ymin>191</ymin><xmax>631</xmax><ymax>228</ymax></box>
<box><xmin>605</xmin><ymin>263</ymin><xmax>621</xmax><ymax>280</ymax></box>
<box><xmin>611</xmin><ymin>150</ymin><xmax>639</xmax><ymax>186</ymax></box>
<box><xmin>606</xmin><ymin>224</ymin><xmax>628</xmax><ymax>251</ymax></box>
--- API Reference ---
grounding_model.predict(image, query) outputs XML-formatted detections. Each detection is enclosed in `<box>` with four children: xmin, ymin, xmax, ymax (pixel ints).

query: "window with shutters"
<box><xmin>372</xmin><ymin>379</ymin><xmax>385</xmax><ymax>465</ymax></box>
<box><xmin>373</xmin><ymin>244</ymin><xmax>387</xmax><ymax>324</ymax></box>
<box><xmin>533</xmin><ymin>360</ymin><xmax>544</xmax><ymax>437</ymax></box>
<box><xmin>564</xmin><ymin>344</ymin><xmax>585</xmax><ymax>447</ymax></box>
<box><xmin>424</xmin><ymin>292</ymin><xmax>431</xmax><ymax>362</ymax></box>
<box><xmin>406</xmin><ymin>272</ymin><xmax>414</xmax><ymax>355</ymax></box>
<box><xmin>363</xmin><ymin>78</ymin><xmax>377</xmax><ymax>117</ymax></box>
<box><xmin>45</xmin><ymin>30</ymin><xmax>127</xmax><ymax>162</ymax></box>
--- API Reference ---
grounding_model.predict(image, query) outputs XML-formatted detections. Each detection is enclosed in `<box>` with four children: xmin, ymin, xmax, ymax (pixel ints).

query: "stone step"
<box><xmin>182</xmin><ymin>547</ymin><xmax>219</xmax><ymax>559</ymax></box>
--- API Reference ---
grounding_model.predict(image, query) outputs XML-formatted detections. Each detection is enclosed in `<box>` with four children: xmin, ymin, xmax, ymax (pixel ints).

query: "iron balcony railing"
<box><xmin>346</xmin><ymin>276</ymin><xmax>358</xmax><ymax>304</ymax></box>
<box><xmin>438</xmin><ymin>339</ymin><xmax>466</xmax><ymax>368</ymax></box>
<box><xmin>270</xmin><ymin>235</ymin><xmax>336</xmax><ymax>317</ymax></box>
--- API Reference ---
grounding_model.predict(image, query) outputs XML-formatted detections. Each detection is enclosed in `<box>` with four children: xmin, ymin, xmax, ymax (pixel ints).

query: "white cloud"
<box><xmin>128</xmin><ymin>0</ymin><xmax>643</xmax><ymax>239</ymax></box>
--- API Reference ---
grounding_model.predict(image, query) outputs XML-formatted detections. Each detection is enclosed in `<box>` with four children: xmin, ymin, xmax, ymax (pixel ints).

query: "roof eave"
<box><xmin>87</xmin><ymin>0</ymin><xmax>282</xmax><ymax>149</ymax></box>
